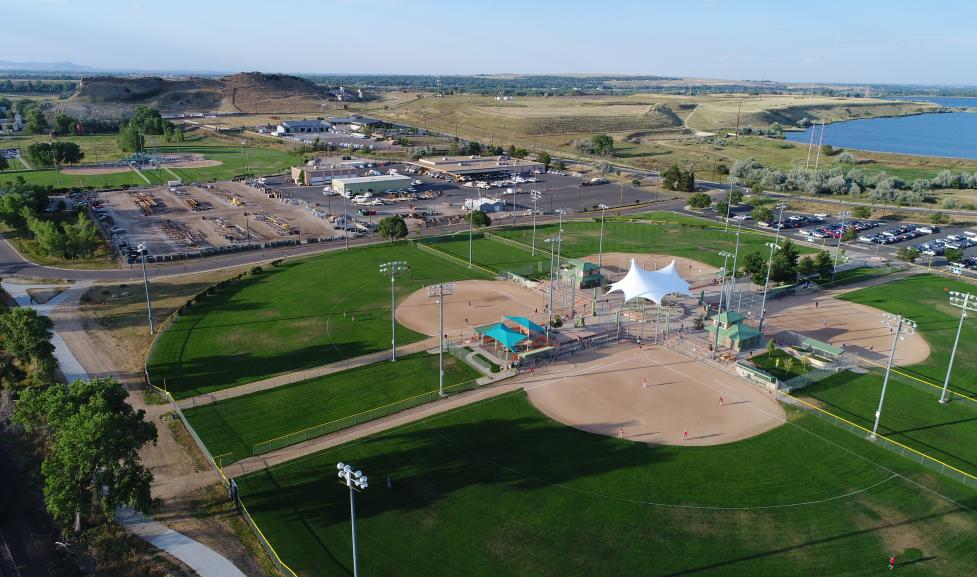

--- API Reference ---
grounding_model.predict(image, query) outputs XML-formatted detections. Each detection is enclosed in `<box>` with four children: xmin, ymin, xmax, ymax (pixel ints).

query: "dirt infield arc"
<box><xmin>527</xmin><ymin>344</ymin><xmax>786</xmax><ymax>446</ymax></box>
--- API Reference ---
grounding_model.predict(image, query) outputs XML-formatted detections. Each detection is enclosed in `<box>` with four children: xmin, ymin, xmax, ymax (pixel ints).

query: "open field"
<box><xmin>147</xmin><ymin>244</ymin><xmax>491</xmax><ymax>399</ymax></box>
<box><xmin>236</xmin><ymin>390</ymin><xmax>977</xmax><ymax>577</ymax></box>
<box><xmin>839</xmin><ymin>274</ymin><xmax>977</xmax><ymax>397</ymax></box>
<box><xmin>800</xmin><ymin>369</ymin><xmax>977</xmax><ymax>475</ymax></box>
<box><xmin>750</xmin><ymin>348</ymin><xmax>810</xmax><ymax>380</ymax></box>
<box><xmin>183</xmin><ymin>352</ymin><xmax>480</xmax><ymax>463</ymax></box>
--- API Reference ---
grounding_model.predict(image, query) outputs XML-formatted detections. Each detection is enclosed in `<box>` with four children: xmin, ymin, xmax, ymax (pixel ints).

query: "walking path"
<box><xmin>1</xmin><ymin>281</ymin><xmax>249</xmax><ymax>577</ymax></box>
<box><xmin>176</xmin><ymin>336</ymin><xmax>439</xmax><ymax>409</ymax></box>
<box><xmin>115</xmin><ymin>508</ymin><xmax>246</xmax><ymax>577</ymax></box>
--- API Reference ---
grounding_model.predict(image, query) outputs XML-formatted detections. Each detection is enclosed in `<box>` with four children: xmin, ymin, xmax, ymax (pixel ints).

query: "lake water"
<box><xmin>892</xmin><ymin>96</ymin><xmax>977</xmax><ymax>108</ymax></box>
<box><xmin>784</xmin><ymin>112</ymin><xmax>977</xmax><ymax>159</ymax></box>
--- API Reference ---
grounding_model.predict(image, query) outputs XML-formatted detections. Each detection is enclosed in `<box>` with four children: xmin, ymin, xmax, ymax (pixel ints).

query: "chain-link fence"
<box><xmin>252</xmin><ymin>378</ymin><xmax>480</xmax><ymax>456</ymax></box>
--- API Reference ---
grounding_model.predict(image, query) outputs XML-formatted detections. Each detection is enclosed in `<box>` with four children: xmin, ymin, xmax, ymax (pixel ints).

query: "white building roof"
<box><xmin>606</xmin><ymin>259</ymin><xmax>692</xmax><ymax>305</ymax></box>
<box><xmin>332</xmin><ymin>175</ymin><xmax>411</xmax><ymax>185</ymax></box>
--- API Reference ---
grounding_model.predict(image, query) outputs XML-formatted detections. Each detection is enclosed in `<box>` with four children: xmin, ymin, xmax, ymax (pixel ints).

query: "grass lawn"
<box><xmin>236</xmin><ymin>391</ymin><xmax>977</xmax><ymax>577</ymax></box>
<box><xmin>183</xmin><ymin>352</ymin><xmax>480</xmax><ymax>463</ymax></box>
<box><xmin>800</xmin><ymin>370</ymin><xmax>977</xmax><ymax>476</ymax></box>
<box><xmin>750</xmin><ymin>349</ymin><xmax>810</xmax><ymax>381</ymax></box>
<box><xmin>840</xmin><ymin>274</ymin><xmax>977</xmax><ymax>397</ymax></box>
<box><xmin>421</xmin><ymin>232</ymin><xmax>549</xmax><ymax>278</ymax></box>
<box><xmin>148</xmin><ymin>243</ymin><xmax>489</xmax><ymax>399</ymax></box>
<box><xmin>492</xmin><ymin>220</ymin><xmax>814</xmax><ymax>269</ymax></box>
<box><xmin>816</xmin><ymin>265</ymin><xmax>896</xmax><ymax>286</ymax></box>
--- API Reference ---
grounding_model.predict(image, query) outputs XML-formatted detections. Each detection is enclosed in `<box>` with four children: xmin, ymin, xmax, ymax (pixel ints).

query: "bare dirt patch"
<box><xmin>526</xmin><ymin>344</ymin><xmax>785</xmax><ymax>446</ymax></box>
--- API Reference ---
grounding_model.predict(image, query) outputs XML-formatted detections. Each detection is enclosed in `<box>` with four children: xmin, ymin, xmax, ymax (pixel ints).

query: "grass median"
<box><xmin>183</xmin><ymin>352</ymin><xmax>481</xmax><ymax>463</ymax></box>
<box><xmin>236</xmin><ymin>390</ymin><xmax>977</xmax><ymax>577</ymax></box>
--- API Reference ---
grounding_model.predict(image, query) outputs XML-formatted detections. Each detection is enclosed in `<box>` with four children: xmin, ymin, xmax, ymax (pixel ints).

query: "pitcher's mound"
<box><xmin>526</xmin><ymin>344</ymin><xmax>786</xmax><ymax>446</ymax></box>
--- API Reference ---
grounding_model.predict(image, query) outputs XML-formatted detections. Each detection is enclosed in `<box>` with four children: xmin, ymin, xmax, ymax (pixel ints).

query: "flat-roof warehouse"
<box><xmin>332</xmin><ymin>175</ymin><xmax>411</xmax><ymax>197</ymax></box>
<box><xmin>410</xmin><ymin>155</ymin><xmax>543</xmax><ymax>180</ymax></box>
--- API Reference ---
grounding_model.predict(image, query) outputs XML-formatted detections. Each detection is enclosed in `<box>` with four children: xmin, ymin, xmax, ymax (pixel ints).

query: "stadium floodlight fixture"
<box><xmin>941</xmin><ymin>292</ymin><xmax>977</xmax><ymax>403</ymax></box>
<box><xmin>379</xmin><ymin>261</ymin><xmax>409</xmax><ymax>361</ymax></box>
<box><xmin>870</xmin><ymin>314</ymin><xmax>916</xmax><ymax>440</ymax></box>
<box><xmin>337</xmin><ymin>462</ymin><xmax>368</xmax><ymax>577</ymax></box>
<box><xmin>427</xmin><ymin>282</ymin><xmax>457</xmax><ymax>397</ymax></box>
<box><xmin>136</xmin><ymin>243</ymin><xmax>154</xmax><ymax>335</ymax></box>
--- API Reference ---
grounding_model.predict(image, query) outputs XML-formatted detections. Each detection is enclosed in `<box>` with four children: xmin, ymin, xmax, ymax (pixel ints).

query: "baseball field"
<box><xmin>234</xmin><ymin>389</ymin><xmax>977</xmax><ymax>576</ymax></box>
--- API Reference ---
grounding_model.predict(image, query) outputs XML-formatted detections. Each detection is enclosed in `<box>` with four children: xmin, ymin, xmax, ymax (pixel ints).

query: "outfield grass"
<box><xmin>148</xmin><ymin>243</ymin><xmax>489</xmax><ymax>399</ymax></box>
<box><xmin>840</xmin><ymin>274</ymin><xmax>977</xmax><ymax>397</ymax></box>
<box><xmin>421</xmin><ymin>232</ymin><xmax>549</xmax><ymax>278</ymax></box>
<box><xmin>183</xmin><ymin>352</ymin><xmax>481</xmax><ymax>463</ymax></box>
<box><xmin>492</xmin><ymin>220</ymin><xmax>814</xmax><ymax>269</ymax></box>
<box><xmin>236</xmin><ymin>391</ymin><xmax>977</xmax><ymax>577</ymax></box>
<box><xmin>800</xmin><ymin>370</ymin><xmax>977</xmax><ymax>476</ymax></box>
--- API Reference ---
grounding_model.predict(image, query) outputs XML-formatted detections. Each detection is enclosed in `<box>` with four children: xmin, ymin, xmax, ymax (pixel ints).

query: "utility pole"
<box><xmin>428</xmin><ymin>283</ymin><xmax>456</xmax><ymax>397</ymax></box>
<box><xmin>941</xmin><ymin>292</ymin><xmax>976</xmax><ymax>403</ymax></box>
<box><xmin>870</xmin><ymin>314</ymin><xmax>916</xmax><ymax>439</ymax></box>
<box><xmin>379</xmin><ymin>261</ymin><xmax>408</xmax><ymax>361</ymax></box>
<box><xmin>137</xmin><ymin>243</ymin><xmax>154</xmax><ymax>334</ymax></box>
<box><xmin>832</xmin><ymin>211</ymin><xmax>851</xmax><ymax>282</ymax></box>
<box><xmin>813</xmin><ymin>120</ymin><xmax>826</xmax><ymax>171</ymax></box>
<box><xmin>337</xmin><ymin>463</ymin><xmax>368</xmax><ymax>577</ymax></box>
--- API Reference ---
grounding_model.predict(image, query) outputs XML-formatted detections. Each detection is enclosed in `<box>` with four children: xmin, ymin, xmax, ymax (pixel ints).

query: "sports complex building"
<box><xmin>332</xmin><ymin>174</ymin><xmax>411</xmax><ymax>196</ymax></box>
<box><xmin>409</xmin><ymin>155</ymin><xmax>544</xmax><ymax>180</ymax></box>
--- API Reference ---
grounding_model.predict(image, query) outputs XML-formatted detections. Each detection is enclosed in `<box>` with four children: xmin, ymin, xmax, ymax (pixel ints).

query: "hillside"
<box><xmin>57</xmin><ymin>72</ymin><xmax>332</xmax><ymax>118</ymax></box>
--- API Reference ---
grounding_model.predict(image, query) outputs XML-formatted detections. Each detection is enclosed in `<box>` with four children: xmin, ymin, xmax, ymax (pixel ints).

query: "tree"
<box><xmin>466</xmin><ymin>210</ymin><xmax>491</xmax><ymax>227</ymax></box>
<box><xmin>769</xmin><ymin>252</ymin><xmax>795</xmax><ymax>284</ymax></box>
<box><xmin>687</xmin><ymin>192</ymin><xmax>711</xmax><ymax>209</ymax></box>
<box><xmin>714</xmin><ymin>201</ymin><xmax>729</xmax><ymax>219</ymax></box>
<box><xmin>729</xmin><ymin>188</ymin><xmax>744</xmax><ymax>205</ymax></box>
<box><xmin>798</xmin><ymin>255</ymin><xmax>815</xmax><ymax>278</ymax></box>
<box><xmin>50</xmin><ymin>141</ymin><xmax>84</xmax><ymax>166</ymax></box>
<box><xmin>841</xmin><ymin>227</ymin><xmax>857</xmax><ymax>242</ymax></box>
<box><xmin>13</xmin><ymin>377</ymin><xmax>160</xmax><ymax>531</ymax></box>
<box><xmin>0</xmin><ymin>156</ymin><xmax>8</xmax><ymax>173</ymax></box>
<box><xmin>930</xmin><ymin>211</ymin><xmax>948</xmax><ymax>225</ymax></box>
<box><xmin>851</xmin><ymin>205</ymin><xmax>871</xmax><ymax>219</ymax></box>
<box><xmin>52</xmin><ymin>112</ymin><xmax>79</xmax><ymax>135</ymax></box>
<box><xmin>945</xmin><ymin>247</ymin><xmax>963</xmax><ymax>263</ymax></box>
<box><xmin>896</xmin><ymin>247</ymin><xmax>920</xmax><ymax>263</ymax></box>
<box><xmin>631</xmin><ymin>178</ymin><xmax>641</xmax><ymax>187</ymax></box>
<box><xmin>766</xmin><ymin>338</ymin><xmax>776</xmax><ymax>357</ymax></box>
<box><xmin>814</xmin><ymin>250</ymin><xmax>834</xmax><ymax>278</ymax></box>
<box><xmin>661</xmin><ymin>165</ymin><xmax>681</xmax><ymax>190</ymax></box>
<box><xmin>752</xmin><ymin>206</ymin><xmax>773</xmax><ymax>223</ymax></box>
<box><xmin>536</xmin><ymin>151</ymin><xmax>551</xmax><ymax>170</ymax></box>
<box><xmin>779</xmin><ymin>239</ymin><xmax>800</xmax><ymax>267</ymax></box>
<box><xmin>591</xmin><ymin>134</ymin><xmax>614</xmax><ymax>156</ymax></box>
<box><xmin>24</xmin><ymin>106</ymin><xmax>48</xmax><ymax>134</ymax></box>
<box><xmin>677</xmin><ymin>168</ymin><xmax>696</xmax><ymax>192</ymax></box>
<box><xmin>377</xmin><ymin>215</ymin><xmax>408</xmax><ymax>244</ymax></box>
<box><xmin>836</xmin><ymin>152</ymin><xmax>857</xmax><ymax>165</ymax></box>
<box><xmin>64</xmin><ymin>213</ymin><xmax>99</xmax><ymax>258</ymax></box>
<box><xmin>118</xmin><ymin>125</ymin><xmax>144</xmax><ymax>154</ymax></box>
<box><xmin>24</xmin><ymin>142</ymin><xmax>55</xmax><ymax>167</ymax></box>
<box><xmin>0</xmin><ymin>307</ymin><xmax>56</xmax><ymax>372</ymax></box>
<box><xmin>741</xmin><ymin>250</ymin><xmax>769</xmax><ymax>286</ymax></box>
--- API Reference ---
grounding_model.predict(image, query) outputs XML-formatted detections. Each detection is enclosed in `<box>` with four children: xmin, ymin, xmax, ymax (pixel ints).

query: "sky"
<box><xmin>3</xmin><ymin>0</ymin><xmax>976</xmax><ymax>85</ymax></box>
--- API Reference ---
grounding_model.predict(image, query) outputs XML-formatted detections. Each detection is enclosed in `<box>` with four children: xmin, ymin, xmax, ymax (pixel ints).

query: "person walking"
<box><xmin>617</xmin><ymin>428</ymin><xmax>624</xmax><ymax>439</ymax></box>
<box><xmin>683</xmin><ymin>428</ymin><xmax>688</xmax><ymax>441</ymax></box>
<box><xmin>815</xmin><ymin>300</ymin><xmax>819</xmax><ymax>309</ymax></box>
<box><xmin>889</xmin><ymin>555</ymin><xmax>896</xmax><ymax>571</ymax></box>
<box><xmin>641</xmin><ymin>377</ymin><xmax>647</xmax><ymax>389</ymax></box>
<box><xmin>719</xmin><ymin>395</ymin><xmax>724</xmax><ymax>406</ymax></box>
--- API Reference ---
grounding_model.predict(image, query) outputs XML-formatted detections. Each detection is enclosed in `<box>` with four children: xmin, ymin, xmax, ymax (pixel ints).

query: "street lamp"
<box><xmin>379</xmin><ymin>261</ymin><xmax>408</xmax><ymax>361</ymax></box>
<box><xmin>870</xmin><ymin>314</ymin><xmax>916</xmax><ymax>440</ymax></box>
<box><xmin>337</xmin><ymin>463</ymin><xmax>368</xmax><ymax>577</ymax></box>
<box><xmin>427</xmin><ymin>282</ymin><xmax>456</xmax><ymax>397</ymax></box>
<box><xmin>941</xmin><ymin>292</ymin><xmax>976</xmax><ymax>403</ymax></box>
<box><xmin>137</xmin><ymin>243</ymin><xmax>154</xmax><ymax>335</ymax></box>
<box><xmin>712</xmin><ymin>251</ymin><xmax>733</xmax><ymax>357</ymax></box>
<box><xmin>530</xmin><ymin>191</ymin><xmax>542</xmax><ymax>256</ymax></box>
<box><xmin>597</xmin><ymin>203</ymin><xmax>609</xmax><ymax>268</ymax></box>
<box><xmin>757</xmin><ymin>241</ymin><xmax>780</xmax><ymax>333</ymax></box>
<box><xmin>832</xmin><ymin>211</ymin><xmax>851</xmax><ymax>282</ymax></box>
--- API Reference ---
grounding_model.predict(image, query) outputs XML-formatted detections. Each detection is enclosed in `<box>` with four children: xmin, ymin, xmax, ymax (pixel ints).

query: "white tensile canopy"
<box><xmin>607</xmin><ymin>259</ymin><xmax>692</xmax><ymax>304</ymax></box>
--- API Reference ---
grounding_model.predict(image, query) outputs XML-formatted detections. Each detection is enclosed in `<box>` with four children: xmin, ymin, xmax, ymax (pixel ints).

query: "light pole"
<box><xmin>941</xmin><ymin>292</ymin><xmax>976</xmax><ymax>403</ymax></box>
<box><xmin>555</xmin><ymin>209</ymin><xmax>566</xmax><ymax>308</ymax></box>
<box><xmin>379</xmin><ymin>261</ymin><xmax>408</xmax><ymax>361</ymax></box>
<box><xmin>137</xmin><ymin>243</ymin><xmax>155</xmax><ymax>335</ymax></box>
<box><xmin>545</xmin><ymin>235</ymin><xmax>559</xmax><ymax>340</ymax></box>
<box><xmin>726</xmin><ymin>221</ymin><xmax>742</xmax><ymax>307</ymax></box>
<box><xmin>712</xmin><ymin>251</ymin><xmax>733</xmax><ymax>357</ymax></box>
<box><xmin>337</xmin><ymin>463</ymin><xmax>368</xmax><ymax>577</ymax></box>
<box><xmin>724</xmin><ymin>176</ymin><xmax>735</xmax><ymax>230</ymax></box>
<box><xmin>597</xmin><ymin>203</ymin><xmax>609</xmax><ymax>268</ymax></box>
<box><xmin>427</xmin><ymin>282</ymin><xmax>456</xmax><ymax>397</ymax></box>
<box><xmin>343</xmin><ymin>193</ymin><xmax>349</xmax><ymax>251</ymax></box>
<box><xmin>870</xmin><ymin>314</ymin><xmax>916</xmax><ymax>440</ymax></box>
<box><xmin>530</xmin><ymin>191</ymin><xmax>541</xmax><ymax>256</ymax></box>
<box><xmin>757</xmin><ymin>241</ymin><xmax>779</xmax><ymax>333</ymax></box>
<box><xmin>468</xmin><ymin>206</ymin><xmax>473</xmax><ymax>269</ymax></box>
<box><xmin>511</xmin><ymin>187</ymin><xmax>518</xmax><ymax>228</ymax></box>
<box><xmin>832</xmin><ymin>211</ymin><xmax>851</xmax><ymax>282</ymax></box>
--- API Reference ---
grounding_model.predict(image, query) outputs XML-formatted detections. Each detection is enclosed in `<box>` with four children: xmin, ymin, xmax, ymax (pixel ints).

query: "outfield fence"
<box><xmin>779</xmin><ymin>392</ymin><xmax>977</xmax><ymax>490</ymax></box>
<box><xmin>252</xmin><ymin>378</ymin><xmax>481</xmax><ymax>456</ymax></box>
<box><xmin>858</xmin><ymin>356</ymin><xmax>977</xmax><ymax>408</ymax></box>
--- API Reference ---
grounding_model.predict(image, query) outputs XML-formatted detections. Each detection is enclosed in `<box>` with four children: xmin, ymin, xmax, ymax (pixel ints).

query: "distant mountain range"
<box><xmin>0</xmin><ymin>60</ymin><xmax>93</xmax><ymax>72</ymax></box>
